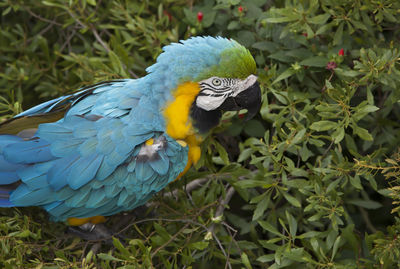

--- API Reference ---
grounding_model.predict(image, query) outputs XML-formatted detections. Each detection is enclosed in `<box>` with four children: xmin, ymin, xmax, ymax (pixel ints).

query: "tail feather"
<box><xmin>0</xmin><ymin>187</ymin><xmax>17</xmax><ymax>207</ymax></box>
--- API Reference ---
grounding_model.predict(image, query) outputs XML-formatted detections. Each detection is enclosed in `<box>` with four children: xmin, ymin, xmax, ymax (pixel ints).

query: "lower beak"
<box><xmin>219</xmin><ymin>81</ymin><xmax>261</xmax><ymax>120</ymax></box>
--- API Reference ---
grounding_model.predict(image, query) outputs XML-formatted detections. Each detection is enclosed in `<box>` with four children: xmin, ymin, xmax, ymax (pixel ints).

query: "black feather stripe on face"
<box><xmin>190</xmin><ymin>102</ymin><xmax>222</xmax><ymax>133</ymax></box>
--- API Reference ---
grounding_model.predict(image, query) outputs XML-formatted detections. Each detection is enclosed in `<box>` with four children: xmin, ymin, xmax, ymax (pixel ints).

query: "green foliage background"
<box><xmin>1</xmin><ymin>0</ymin><xmax>400</xmax><ymax>268</ymax></box>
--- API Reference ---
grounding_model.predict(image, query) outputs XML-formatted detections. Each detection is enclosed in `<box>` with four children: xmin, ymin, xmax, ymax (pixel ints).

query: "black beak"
<box><xmin>219</xmin><ymin>81</ymin><xmax>261</xmax><ymax>120</ymax></box>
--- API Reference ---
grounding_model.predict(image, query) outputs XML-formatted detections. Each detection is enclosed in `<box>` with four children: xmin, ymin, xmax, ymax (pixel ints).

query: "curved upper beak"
<box><xmin>219</xmin><ymin>75</ymin><xmax>261</xmax><ymax>120</ymax></box>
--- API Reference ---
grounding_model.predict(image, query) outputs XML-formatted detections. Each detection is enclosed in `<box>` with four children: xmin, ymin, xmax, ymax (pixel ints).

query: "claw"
<box><xmin>67</xmin><ymin>223</ymin><xmax>114</xmax><ymax>243</ymax></box>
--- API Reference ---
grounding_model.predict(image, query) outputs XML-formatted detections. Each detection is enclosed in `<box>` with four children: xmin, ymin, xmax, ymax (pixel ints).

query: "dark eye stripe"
<box><xmin>200</xmin><ymin>82</ymin><xmax>231</xmax><ymax>92</ymax></box>
<box><xmin>222</xmin><ymin>78</ymin><xmax>234</xmax><ymax>86</ymax></box>
<box><xmin>197</xmin><ymin>92</ymin><xmax>226</xmax><ymax>97</ymax></box>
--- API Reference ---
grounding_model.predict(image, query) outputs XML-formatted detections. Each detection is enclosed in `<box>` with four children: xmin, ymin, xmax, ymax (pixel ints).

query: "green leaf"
<box><xmin>285</xmin><ymin>211</ymin><xmax>297</xmax><ymax>237</ymax></box>
<box><xmin>108</xmin><ymin>51</ymin><xmax>126</xmax><ymax>76</ymax></box>
<box><xmin>350</xmin><ymin>175</ymin><xmax>363</xmax><ymax>190</ymax></box>
<box><xmin>244</xmin><ymin>120</ymin><xmax>265</xmax><ymax>137</ymax></box>
<box><xmin>291</xmin><ymin>128</ymin><xmax>306</xmax><ymax>145</ymax></box>
<box><xmin>238</xmin><ymin>148</ymin><xmax>253</xmax><ymax>162</ymax></box>
<box><xmin>112</xmin><ymin>237</ymin><xmax>130</xmax><ymax>257</ymax></box>
<box><xmin>347</xmin><ymin>199</ymin><xmax>382</xmax><ymax>209</ymax></box>
<box><xmin>308</xmin><ymin>13</ymin><xmax>330</xmax><ymax>24</ymax></box>
<box><xmin>258</xmin><ymin>221</ymin><xmax>283</xmax><ymax>237</ymax></box>
<box><xmin>331</xmin><ymin>236</ymin><xmax>342</xmax><ymax>259</ymax></box>
<box><xmin>282</xmin><ymin>192</ymin><xmax>301</xmax><ymax>207</ymax></box>
<box><xmin>235</xmin><ymin>180</ymin><xmax>270</xmax><ymax>189</ymax></box>
<box><xmin>283</xmin><ymin>248</ymin><xmax>306</xmax><ymax>262</ymax></box>
<box><xmin>97</xmin><ymin>253</ymin><xmax>124</xmax><ymax>262</ymax></box>
<box><xmin>252</xmin><ymin>41</ymin><xmax>279</xmax><ymax>52</ymax></box>
<box><xmin>154</xmin><ymin>223</ymin><xmax>171</xmax><ymax>241</ymax></box>
<box><xmin>241</xmin><ymin>252</ymin><xmax>252</xmax><ymax>269</ymax></box>
<box><xmin>257</xmin><ymin>254</ymin><xmax>275</xmax><ymax>263</ymax></box>
<box><xmin>357</xmin><ymin>105</ymin><xmax>379</xmax><ymax>114</ymax></box>
<box><xmin>332</xmin><ymin>127</ymin><xmax>345</xmax><ymax>144</ymax></box>
<box><xmin>263</xmin><ymin>17</ymin><xmax>298</xmax><ymax>23</ymax></box>
<box><xmin>14</xmin><ymin>230</ymin><xmax>31</xmax><ymax>238</ymax></box>
<box><xmin>190</xmin><ymin>241</ymin><xmax>209</xmax><ymax>250</ymax></box>
<box><xmin>227</xmin><ymin>21</ymin><xmax>240</xmax><ymax>30</ymax></box>
<box><xmin>310</xmin><ymin>121</ymin><xmax>338</xmax><ymax>131</ymax></box>
<box><xmin>333</xmin><ymin>22</ymin><xmax>344</xmax><ymax>45</ymax></box>
<box><xmin>272</xmin><ymin>68</ymin><xmax>296</xmax><ymax>84</ymax></box>
<box><xmin>299</xmin><ymin>56</ymin><xmax>329</xmax><ymax>67</ymax></box>
<box><xmin>352</xmin><ymin>125</ymin><xmax>373</xmax><ymax>141</ymax></box>
<box><xmin>214</xmin><ymin>141</ymin><xmax>230</xmax><ymax>165</ymax></box>
<box><xmin>298</xmin><ymin>231</ymin><xmax>322</xmax><ymax>239</ymax></box>
<box><xmin>252</xmin><ymin>194</ymin><xmax>270</xmax><ymax>221</ymax></box>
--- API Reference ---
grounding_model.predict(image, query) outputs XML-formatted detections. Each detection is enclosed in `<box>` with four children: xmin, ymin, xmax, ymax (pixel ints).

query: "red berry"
<box><xmin>302</xmin><ymin>33</ymin><xmax>308</xmax><ymax>37</ymax></box>
<box><xmin>238</xmin><ymin>6</ymin><xmax>243</xmax><ymax>13</ymax></box>
<box><xmin>197</xmin><ymin>12</ymin><xmax>203</xmax><ymax>23</ymax></box>
<box><xmin>338</xmin><ymin>48</ymin><xmax>344</xmax><ymax>56</ymax></box>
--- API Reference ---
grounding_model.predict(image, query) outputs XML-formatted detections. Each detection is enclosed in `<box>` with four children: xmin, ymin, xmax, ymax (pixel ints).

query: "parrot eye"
<box><xmin>212</xmin><ymin>78</ymin><xmax>222</xmax><ymax>86</ymax></box>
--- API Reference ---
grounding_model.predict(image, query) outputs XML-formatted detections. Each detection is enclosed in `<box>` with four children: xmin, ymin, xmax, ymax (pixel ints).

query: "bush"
<box><xmin>1</xmin><ymin>0</ymin><xmax>400</xmax><ymax>268</ymax></box>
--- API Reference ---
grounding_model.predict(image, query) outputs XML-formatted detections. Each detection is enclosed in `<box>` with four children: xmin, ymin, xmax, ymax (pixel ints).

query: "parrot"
<box><xmin>0</xmin><ymin>36</ymin><xmax>261</xmax><ymax>234</ymax></box>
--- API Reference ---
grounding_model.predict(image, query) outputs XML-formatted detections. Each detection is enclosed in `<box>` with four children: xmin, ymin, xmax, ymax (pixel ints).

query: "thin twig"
<box><xmin>208</xmin><ymin>186</ymin><xmax>236</xmax><ymax>235</ymax></box>
<box><xmin>25</xmin><ymin>8</ymin><xmax>62</xmax><ymax>26</ymax></box>
<box><xmin>321</xmin><ymin>71</ymin><xmax>335</xmax><ymax>92</ymax></box>
<box><xmin>66</xmin><ymin>9</ymin><xmax>111</xmax><ymax>53</ymax></box>
<box><xmin>164</xmin><ymin>177</ymin><xmax>210</xmax><ymax>198</ymax></box>
<box><xmin>128</xmin><ymin>69</ymin><xmax>139</xmax><ymax>79</ymax></box>
<box><xmin>213</xmin><ymin>231</ymin><xmax>232</xmax><ymax>269</ymax></box>
<box><xmin>60</xmin><ymin>28</ymin><xmax>77</xmax><ymax>53</ymax></box>
<box><xmin>223</xmin><ymin>221</ymin><xmax>239</xmax><ymax>269</ymax></box>
<box><xmin>151</xmin><ymin>222</ymin><xmax>191</xmax><ymax>258</ymax></box>
<box><xmin>215</xmin><ymin>186</ymin><xmax>236</xmax><ymax>218</ymax></box>
<box><xmin>91</xmin><ymin>26</ymin><xmax>110</xmax><ymax>52</ymax></box>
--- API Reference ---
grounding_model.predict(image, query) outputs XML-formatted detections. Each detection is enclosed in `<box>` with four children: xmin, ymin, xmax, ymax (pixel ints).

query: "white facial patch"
<box><xmin>196</xmin><ymin>75</ymin><xmax>258</xmax><ymax>111</ymax></box>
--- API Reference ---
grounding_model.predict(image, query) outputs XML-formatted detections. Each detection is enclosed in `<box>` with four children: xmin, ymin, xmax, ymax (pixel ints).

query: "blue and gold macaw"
<box><xmin>0</xmin><ymin>36</ymin><xmax>260</xmax><ymax>227</ymax></box>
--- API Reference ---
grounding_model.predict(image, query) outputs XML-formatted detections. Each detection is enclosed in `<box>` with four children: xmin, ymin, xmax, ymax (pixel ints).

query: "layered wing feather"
<box><xmin>0</xmin><ymin>79</ymin><xmax>189</xmax><ymax>220</ymax></box>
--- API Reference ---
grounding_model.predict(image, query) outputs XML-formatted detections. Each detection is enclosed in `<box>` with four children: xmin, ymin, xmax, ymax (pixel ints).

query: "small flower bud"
<box><xmin>197</xmin><ymin>11</ymin><xmax>203</xmax><ymax>23</ymax></box>
<box><xmin>326</xmin><ymin>61</ymin><xmax>337</xmax><ymax>70</ymax></box>
<box><xmin>238</xmin><ymin>6</ymin><xmax>243</xmax><ymax>13</ymax></box>
<box><xmin>338</xmin><ymin>48</ymin><xmax>344</xmax><ymax>56</ymax></box>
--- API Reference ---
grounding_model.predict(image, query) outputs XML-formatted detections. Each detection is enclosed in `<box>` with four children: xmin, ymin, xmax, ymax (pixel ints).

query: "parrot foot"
<box><xmin>67</xmin><ymin>223</ymin><xmax>116</xmax><ymax>243</ymax></box>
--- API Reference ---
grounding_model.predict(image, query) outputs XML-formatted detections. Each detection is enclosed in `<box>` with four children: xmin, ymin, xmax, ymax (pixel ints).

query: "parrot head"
<box><xmin>148</xmin><ymin>36</ymin><xmax>261</xmax><ymax>136</ymax></box>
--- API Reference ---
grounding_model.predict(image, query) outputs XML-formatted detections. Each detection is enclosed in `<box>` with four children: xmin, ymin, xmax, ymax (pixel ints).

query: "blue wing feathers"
<box><xmin>0</xmin><ymin>156</ymin><xmax>26</xmax><ymax>172</ymax></box>
<box><xmin>10</xmin><ymin>184</ymin><xmax>55</xmax><ymax>206</ymax></box>
<box><xmin>79</xmin><ymin>138</ymin><xmax>98</xmax><ymax>157</ymax></box>
<box><xmin>0</xmin><ymin>172</ymin><xmax>20</xmax><ymax>184</ymax></box>
<box><xmin>47</xmin><ymin>154</ymin><xmax>80</xmax><ymax>190</ymax></box>
<box><xmin>149</xmin><ymin>151</ymin><xmax>170</xmax><ymax>175</ymax></box>
<box><xmin>0</xmin><ymin>78</ymin><xmax>190</xmax><ymax>221</ymax></box>
<box><xmin>52</xmin><ymin>139</ymin><xmax>84</xmax><ymax>157</ymax></box>
<box><xmin>4</xmin><ymin>139</ymin><xmax>54</xmax><ymax>164</ymax></box>
<box><xmin>67</xmin><ymin>154</ymin><xmax>104</xmax><ymax>190</ymax></box>
<box><xmin>135</xmin><ymin>161</ymin><xmax>155</xmax><ymax>182</ymax></box>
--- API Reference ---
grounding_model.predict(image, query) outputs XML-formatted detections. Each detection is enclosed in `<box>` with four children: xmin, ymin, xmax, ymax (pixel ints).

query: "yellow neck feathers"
<box><xmin>163</xmin><ymin>82</ymin><xmax>202</xmax><ymax>175</ymax></box>
<box><xmin>163</xmin><ymin>82</ymin><xmax>199</xmax><ymax>139</ymax></box>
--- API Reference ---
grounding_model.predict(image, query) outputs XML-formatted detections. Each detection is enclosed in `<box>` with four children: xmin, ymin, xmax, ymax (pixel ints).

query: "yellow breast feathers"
<box><xmin>163</xmin><ymin>82</ymin><xmax>202</xmax><ymax>178</ymax></box>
